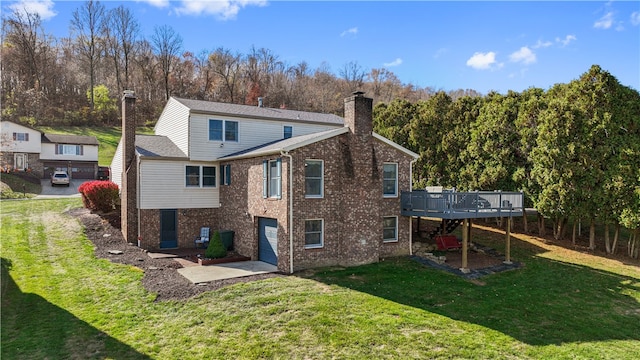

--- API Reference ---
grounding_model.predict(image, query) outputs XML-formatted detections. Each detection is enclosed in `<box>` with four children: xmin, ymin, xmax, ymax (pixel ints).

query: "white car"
<box><xmin>51</xmin><ymin>171</ymin><xmax>70</xmax><ymax>187</ymax></box>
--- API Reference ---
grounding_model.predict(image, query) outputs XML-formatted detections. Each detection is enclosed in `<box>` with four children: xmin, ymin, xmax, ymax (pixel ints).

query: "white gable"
<box><xmin>0</xmin><ymin>121</ymin><xmax>41</xmax><ymax>154</ymax></box>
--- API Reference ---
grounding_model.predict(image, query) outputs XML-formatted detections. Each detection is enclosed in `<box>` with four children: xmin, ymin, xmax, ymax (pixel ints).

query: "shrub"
<box><xmin>205</xmin><ymin>231</ymin><xmax>227</xmax><ymax>259</ymax></box>
<box><xmin>78</xmin><ymin>180</ymin><xmax>119</xmax><ymax>213</ymax></box>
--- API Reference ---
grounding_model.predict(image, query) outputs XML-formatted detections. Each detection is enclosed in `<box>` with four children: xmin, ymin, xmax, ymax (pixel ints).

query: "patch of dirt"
<box><xmin>68</xmin><ymin>208</ymin><xmax>284</xmax><ymax>301</ymax></box>
<box><xmin>438</xmin><ymin>251</ymin><xmax>505</xmax><ymax>270</ymax></box>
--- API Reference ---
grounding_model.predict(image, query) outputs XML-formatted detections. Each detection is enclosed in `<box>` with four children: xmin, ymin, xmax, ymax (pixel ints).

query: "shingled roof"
<box><xmin>220</xmin><ymin>127</ymin><xmax>349</xmax><ymax>160</ymax></box>
<box><xmin>41</xmin><ymin>133</ymin><xmax>99</xmax><ymax>145</ymax></box>
<box><xmin>135</xmin><ymin>134</ymin><xmax>187</xmax><ymax>159</ymax></box>
<box><xmin>172</xmin><ymin>97</ymin><xmax>344</xmax><ymax>126</ymax></box>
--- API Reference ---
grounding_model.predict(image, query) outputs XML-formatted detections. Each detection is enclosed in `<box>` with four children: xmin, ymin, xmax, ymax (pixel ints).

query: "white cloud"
<box><xmin>556</xmin><ymin>34</ymin><xmax>577</xmax><ymax>47</ymax></box>
<box><xmin>174</xmin><ymin>0</ymin><xmax>267</xmax><ymax>20</ymax></box>
<box><xmin>340</xmin><ymin>27</ymin><xmax>358</xmax><ymax>37</ymax></box>
<box><xmin>532</xmin><ymin>39</ymin><xmax>553</xmax><ymax>49</ymax></box>
<box><xmin>509</xmin><ymin>47</ymin><xmax>536</xmax><ymax>65</ymax></box>
<box><xmin>594</xmin><ymin>11</ymin><xmax>614</xmax><ymax>29</ymax></box>
<box><xmin>9</xmin><ymin>0</ymin><xmax>57</xmax><ymax>20</ymax></box>
<box><xmin>140</xmin><ymin>0</ymin><xmax>170</xmax><ymax>8</ymax></box>
<box><xmin>433</xmin><ymin>48</ymin><xmax>448</xmax><ymax>59</ymax></box>
<box><xmin>383</xmin><ymin>58</ymin><xmax>403</xmax><ymax>67</ymax></box>
<box><xmin>466</xmin><ymin>52</ymin><xmax>498</xmax><ymax>70</ymax></box>
<box><xmin>632</xmin><ymin>12</ymin><xmax>640</xmax><ymax>26</ymax></box>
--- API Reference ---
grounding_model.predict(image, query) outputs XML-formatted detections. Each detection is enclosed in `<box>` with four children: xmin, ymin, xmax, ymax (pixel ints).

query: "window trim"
<box><xmin>202</xmin><ymin>166</ymin><xmax>216</xmax><ymax>187</ymax></box>
<box><xmin>383</xmin><ymin>216</ymin><xmax>398</xmax><ymax>243</ymax></box>
<box><xmin>185</xmin><ymin>165</ymin><xmax>217</xmax><ymax>188</ymax></box>
<box><xmin>209</xmin><ymin>119</ymin><xmax>239</xmax><ymax>142</ymax></box>
<box><xmin>185</xmin><ymin>165</ymin><xmax>200</xmax><ymax>187</ymax></box>
<box><xmin>263</xmin><ymin>158</ymin><xmax>282</xmax><ymax>199</ymax></box>
<box><xmin>221</xmin><ymin>164</ymin><xmax>231</xmax><ymax>185</ymax></box>
<box><xmin>13</xmin><ymin>132</ymin><xmax>29</xmax><ymax>141</ymax></box>
<box><xmin>383</xmin><ymin>162</ymin><xmax>398</xmax><ymax>198</ymax></box>
<box><xmin>283</xmin><ymin>125</ymin><xmax>293</xmax><ymax>139</ymax></box>
<box><xmin>304</xmin><ymin>159</ymin><xmax>324</xmax><ymax>198</ymax></box>
<box><xmin>304</xmin><ymin>219</ymin><xmax>324</xmax><ymax>249</ymax></box>
<box><xmin>55</xmin><ymin>144</ymin><xmax>83</xmax><ymax>155</ymax></box>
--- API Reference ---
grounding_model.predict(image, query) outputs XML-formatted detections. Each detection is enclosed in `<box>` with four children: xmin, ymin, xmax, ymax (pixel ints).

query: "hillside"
<box><xmin>37</xmin><ymin>126</ymin><xmax>154</xmax><ymax>166</ymax></box>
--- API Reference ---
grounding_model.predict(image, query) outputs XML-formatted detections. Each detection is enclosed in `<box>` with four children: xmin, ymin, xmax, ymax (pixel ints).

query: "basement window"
<box><xmin>383</xmin><ymin>216</ymin><xmax>398</xmax><ymax>243</ymax></box>
<box><xmin>305</xmin><ymin>219</ymin><xmax>324</xmax><ymax>249</ymax></box>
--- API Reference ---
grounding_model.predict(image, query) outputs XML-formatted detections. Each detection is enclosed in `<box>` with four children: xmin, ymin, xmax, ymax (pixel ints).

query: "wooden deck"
<box><xmin>401</xmin><ymin>190</ymin><xmax>525</xmax><ymax>219</ymax></box>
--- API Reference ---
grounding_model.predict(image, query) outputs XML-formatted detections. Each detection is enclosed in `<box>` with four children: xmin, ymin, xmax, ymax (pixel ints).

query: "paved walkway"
<box><xmin>177</xmin><ymin>261</ymin><xmax>278</xmax><ymax>284</ymax></box>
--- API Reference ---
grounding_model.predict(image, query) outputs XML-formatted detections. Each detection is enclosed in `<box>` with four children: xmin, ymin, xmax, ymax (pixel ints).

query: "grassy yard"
<box><xmin>1</xmin><ymin>199</ymin><xmax>639</xmax><ymax>359</ymax></box>
<box><xmin>37</xmin><ymin>126</ymin><xmax>154</xmax><ymax>166</ymax></box>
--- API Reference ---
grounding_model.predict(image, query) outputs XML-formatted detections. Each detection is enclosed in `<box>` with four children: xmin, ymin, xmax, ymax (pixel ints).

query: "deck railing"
<box><xmin>401</xmin><ymin>190</ymin><xmax>524</xmax><ymax>219</ymax></box>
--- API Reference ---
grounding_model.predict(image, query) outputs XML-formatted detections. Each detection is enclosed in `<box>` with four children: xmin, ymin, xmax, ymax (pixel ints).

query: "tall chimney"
<box><xmin>344</xmin><ymin>91</ymin><xmax>373</xmax><ymax>138</ymax></box>
<box><xmin>121</xmin><ymin>90</ymin><xmax>138</xmax><ymax>244</ymax></box>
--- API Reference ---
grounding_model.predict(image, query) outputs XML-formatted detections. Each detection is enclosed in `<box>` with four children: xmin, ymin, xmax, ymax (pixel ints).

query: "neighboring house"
<box><xmin>111</xmin><ymin>92</ymin><xmax>419</xmax><ymax>273</ymax></box>
<box><xmin>0</xmin><ymin>121</ymin><xmax>100</xmax><ymax>179</ymax></box>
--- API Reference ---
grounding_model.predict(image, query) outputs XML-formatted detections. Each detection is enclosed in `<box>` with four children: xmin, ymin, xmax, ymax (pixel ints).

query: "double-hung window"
<box><xmin>305</xmin><ymin>219</ymin><xmax>324</xmax><ymax>248</ymax></box>
<box><xmin>13</xmin><ymin>132</ymin><xmax>29</xmax><ymax>141</ymax></box>
<box><xmin>209</xmin><ymin>119</ymin><xmax>239</xmax><ymax>142</ymax></box>
<box><xmin>262</xmin><ymin>158</ymin><xmax>281</xmax><ymax>199</ymax></box>
<box><xmin>383</xmin><ymin>163</ymin><xmax>398</xmax><ymax>197</ymax></box>
<box><xmin>383</xmin><ymin>216</ymin><xmax>398</xmax><ymax>242</ymax></box>
<box><xmin>186</xmin><ymin>165</ymin><xmax>216</xmax><ymax>187</ymax></box>
<box><xmin>56</xmin><ymin>144</ymin><xmax>83</xmax><ymax>155</ymax></box>
<box><xmin>305</xmin><ymin>159</ymin><xmax>323</xmax><ymax>198</ymax></box>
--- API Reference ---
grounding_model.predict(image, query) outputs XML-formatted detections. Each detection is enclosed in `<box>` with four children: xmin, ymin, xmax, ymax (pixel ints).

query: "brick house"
<box><xmin>1</xmin><ymin>120</ymin><xmax>100</xmax><ymax>179</ymax></box>
<box><xmin>111</xmin><ymin>91</ymin><xmax>418</xmax><ymax>273</ymax></box>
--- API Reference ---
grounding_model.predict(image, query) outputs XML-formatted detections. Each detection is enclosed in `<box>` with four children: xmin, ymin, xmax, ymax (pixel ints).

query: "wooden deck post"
<box><xmin>504</xmin><ymin>217</ymin><xmax>513</xmax><ymax>264</ymax></box>
<box><xmin>461</xmin><ymin>218</ymin><xmax>469</xmax><ymax>273</ymax></box>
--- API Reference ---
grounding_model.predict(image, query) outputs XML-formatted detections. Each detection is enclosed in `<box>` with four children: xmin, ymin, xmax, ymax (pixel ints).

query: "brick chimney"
<box><xmin>339</xmin><ymin>90</ymin><xmax>380</xmax><ymax>266</ymax></box>
<box><xmin>344</xmin><ymin>91</ymin><xmax>373</xmax><ymax>138</ymax></box>
<box><xmin>121</xmin><ymin>90</ymin><xmax>137</xmax><ymax>243</ymax></box>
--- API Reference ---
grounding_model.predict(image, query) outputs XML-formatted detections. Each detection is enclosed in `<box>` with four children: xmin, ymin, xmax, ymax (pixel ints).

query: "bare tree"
<box><xmin>1</xmin><ymin>7</ymin><xmax>58</xmax><ymax>121</ymax></box>
<box><xmin>195</xmin><ymin>49</ymin><xmax>214</xmax><ymax>99</ymax></box>
<box><xmin>339</xmin><ymin>61</ymin><xmax>367</xmax><ymax>93</ymax></box>
<box><xmin>103</xmin><ymin>5</ymin><xmax>139</xmax><ymax>92</ymax></box>
<box><xmin>152</xmin><ymin>25</ymin><xmax>182</xmax><ymax>101</ymax></box>
<box><xmin>367</xmin><ymin>68</ymin><xmax>402</xmax><ymax>104</ymax></box>
<box><xmin>209</xmin><ymin>47</ymin><xmax>243</xmax><ymax>103</ymax></box>
<box><xmin>71</xmin><ymin>0</ymin><xmax>106</xmax><ymax>109</ymax></box>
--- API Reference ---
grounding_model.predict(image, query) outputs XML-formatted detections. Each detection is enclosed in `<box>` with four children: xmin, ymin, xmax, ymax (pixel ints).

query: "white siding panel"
<box><xmin>154</xmin><ymin>98</ymin><xmax>190</xmax><ymax>156</ymax></box>
<box><xmin>0</xmin><ymin>121</ymin><xmax>41</xmax><ymax>153</ymax></box>
<box><xmin>40</xmin><ymin>144</ymin><xmax>98</xmax><ymax>161</ymax></box>
<box><xmin>110</xmin><ymin>140</ymin><xmax>123</xmax><ymax>189</ymax></box>
<box><xmin>189</xmin><ymin>113</ymin><xmax>342</xmax><ymax>161</ymax></box>
<box><xmin>139</xmin><ymin>160</ymin><xmax>220</xmax><ymax>209</ymax></box>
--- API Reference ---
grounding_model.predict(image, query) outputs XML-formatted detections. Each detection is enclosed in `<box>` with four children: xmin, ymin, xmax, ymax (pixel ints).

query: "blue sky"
<box><xmin>5</xmin><ymin>0</ymin><xmax>640</xmax><ymax>94</ymax></box>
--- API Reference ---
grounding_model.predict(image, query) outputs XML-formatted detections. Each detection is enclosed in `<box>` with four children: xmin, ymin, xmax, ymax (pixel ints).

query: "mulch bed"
<box><xmin>68</xmin><ymin>208</ymin><xmax>284</xmax><ymax>301</ymax></box>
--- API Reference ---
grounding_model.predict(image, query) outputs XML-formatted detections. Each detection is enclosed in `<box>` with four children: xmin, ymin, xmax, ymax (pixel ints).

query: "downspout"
<box><xmin>409</xmin><ymin>158</ymin><xmax>418</xmax><ymax>256</ymax></box>
<box><xmin>136</xmin><ymin>154</ymin><xmax>141</xmax><ymax>247</ymax></box>
<box><xmin>281</xmin><ymin>151</ymin><xmax>294</xmax><ymax>274</ymax></box>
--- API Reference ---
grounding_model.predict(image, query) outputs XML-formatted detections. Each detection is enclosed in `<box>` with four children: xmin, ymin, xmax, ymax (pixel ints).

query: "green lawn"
<box><xmin>1</xmin><ymin>199</ymin><xmax>639</xmax><ymax>359</ymax></box>
<box><xmin>37</xmin><ymin>126</ymin><xmax>154</xmax><ymax>166</ymax></box>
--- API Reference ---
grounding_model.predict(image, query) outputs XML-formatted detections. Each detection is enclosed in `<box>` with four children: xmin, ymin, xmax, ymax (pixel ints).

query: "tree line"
<box><xmin>1</xmin><ymin>1</ymin><xmax>479</xmax><ymax>127</ymax></box>
<box><xmin>374</xmin><ymin>65</ymin><xmax>640</xmax><ymax>258</ymax></box>
<box><xmin>2</xmin><ymin>3</ymin><xmax>638</xmax><ymax>258</ymax></box>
